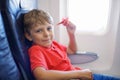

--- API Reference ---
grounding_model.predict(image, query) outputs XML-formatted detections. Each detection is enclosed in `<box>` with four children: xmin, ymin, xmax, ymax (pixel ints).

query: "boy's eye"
<box><xmin>47</xmin><ymin>27</ymin><xmax>52</xmax><ymax>31</ymax></box>
<box><xmin>36</xmin><ymin>29</ymin><xmax>42</xmax><ymax>33</ymax></box>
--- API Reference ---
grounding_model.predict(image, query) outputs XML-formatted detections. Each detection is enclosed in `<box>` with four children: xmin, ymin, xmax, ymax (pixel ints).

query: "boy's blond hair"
<box><xmin>24</xmin><ymin>9</ymin><xmax>53</xmax><ymax>34</ymax></box>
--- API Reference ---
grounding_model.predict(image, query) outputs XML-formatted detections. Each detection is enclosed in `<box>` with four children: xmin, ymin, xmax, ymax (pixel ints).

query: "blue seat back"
<box><xmin>0</xmin><ymin>0</ymin><xmax>36</xmax><ymax>80</ymax></box>
<box><xmin>0</xmin><ymin>9</ymin><xmax>21</xmax><ymax>80</ymax></box>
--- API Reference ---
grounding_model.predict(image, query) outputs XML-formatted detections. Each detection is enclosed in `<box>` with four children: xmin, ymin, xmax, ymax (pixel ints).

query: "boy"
<box><xmin>23</xmin><ymin>9</ymin><xmax>120</xmax><ymax>80</ymax></box>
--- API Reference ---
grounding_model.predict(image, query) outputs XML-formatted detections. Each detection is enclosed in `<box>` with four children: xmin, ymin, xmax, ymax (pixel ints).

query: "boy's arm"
<box><xmin>67</xmin><ymin>30</ymin><xmax>77</xmax><ymax>54</ymax></box>
<box><xmin>33</xmin><ymin>67</ymin><xmax>92</xmax><ymax>80</ymax></box>
<box><xmin>60</xmin><ymin>18</ymin><xmax>77</xmax><ymax>54</ymax></box>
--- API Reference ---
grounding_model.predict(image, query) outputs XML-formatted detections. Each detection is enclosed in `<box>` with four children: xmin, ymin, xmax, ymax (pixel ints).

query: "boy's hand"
<box><xmin>57</xmin><ymin>18</ymin><xmax>76</xmax><ymax>34</ymax></box>
<box><xmin>79</xmin><ymin>69</ymin><xmax>93</xmax><ymax>80</ymax></box>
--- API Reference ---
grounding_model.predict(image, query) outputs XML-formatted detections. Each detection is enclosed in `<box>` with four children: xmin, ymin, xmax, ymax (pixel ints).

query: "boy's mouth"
<box><xmin>42</xmin><ymin>39</ymin><xmax>51</xmax><ymax>42</ymax></box>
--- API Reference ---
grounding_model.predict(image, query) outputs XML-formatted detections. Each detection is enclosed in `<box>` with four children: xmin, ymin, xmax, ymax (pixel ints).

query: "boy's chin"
<box><xmin>42</xmin><ymin>44</ymin><xmax>52</xmax><ymax>48</ymax></box>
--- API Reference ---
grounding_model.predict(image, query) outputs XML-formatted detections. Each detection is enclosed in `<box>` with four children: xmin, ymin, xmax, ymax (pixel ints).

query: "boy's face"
<box><xmin>26</xmin><ymin>22</ymin><xmax>54</xmax><ymax>48</ymax></box>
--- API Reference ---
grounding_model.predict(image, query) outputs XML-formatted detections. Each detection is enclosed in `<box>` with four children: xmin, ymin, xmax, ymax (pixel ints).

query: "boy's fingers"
<box><xmin>57</xmin><ymin>18</ymin><xmax>65</xmax><ymax>25</ymax></box>
<box><xmin>57</xmin><ymin>17</ymin><xmax>69</xmax><ymax>25</ymax></box>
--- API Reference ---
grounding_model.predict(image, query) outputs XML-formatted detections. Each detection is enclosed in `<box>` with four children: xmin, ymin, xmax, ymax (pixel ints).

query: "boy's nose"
<box><xmin>44</xmin><ymin>30</ymin><xmax>49</xmax><ymax>36</ymax></box>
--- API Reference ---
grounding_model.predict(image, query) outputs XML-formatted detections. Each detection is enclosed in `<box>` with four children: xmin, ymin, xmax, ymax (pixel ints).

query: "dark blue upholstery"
<box><xmin>0</xmin><ymin>0</ymin><xmax>36</xmax><ymax>80</ymax></box>
<box><xmin>0</xmin><ymin>11</ymin><xmax>20</xmax><ymax>80</ymax></box>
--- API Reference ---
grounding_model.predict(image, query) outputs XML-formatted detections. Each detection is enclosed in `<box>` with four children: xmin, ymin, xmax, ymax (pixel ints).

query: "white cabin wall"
<box><xmin>109</xmin><ymin>1</ymin><xmax>120</xmax><ymax>76</ymax></box>
<box><xmin>37</xmin><ymin>0</ymin><xmax>120</xmax><ymax>77</ymax></box>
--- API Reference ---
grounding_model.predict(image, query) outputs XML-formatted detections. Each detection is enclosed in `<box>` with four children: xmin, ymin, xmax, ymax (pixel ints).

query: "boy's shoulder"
<box><xmin>28</xmin><ymin>44</ymin><xmax>41</xmax><ymax>52</ymax></box>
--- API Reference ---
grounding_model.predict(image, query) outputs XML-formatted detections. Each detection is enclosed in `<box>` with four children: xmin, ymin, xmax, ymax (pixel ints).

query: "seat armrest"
<box><xmin>68</xmin><ymin>51</ymin><xmax>98</xmax><ymax>64</ymax></box>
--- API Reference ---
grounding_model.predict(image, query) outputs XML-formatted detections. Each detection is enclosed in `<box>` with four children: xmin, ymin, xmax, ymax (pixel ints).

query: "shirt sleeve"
<box><xmin>28</xmin><ymin>46</ymin><xmax>48</xmax><ymax>71</ymax></box>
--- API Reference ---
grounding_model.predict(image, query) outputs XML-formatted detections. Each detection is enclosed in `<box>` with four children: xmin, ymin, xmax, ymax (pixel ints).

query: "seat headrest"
<box><xmin>7</xmin><ymin>0</ymin><xmax>36</xmax><ymax>17</ymax></box>
<box><xmin>16</xmin><ymin>10</ymin><xmax>32</xmax><ymax>48</ymax></box>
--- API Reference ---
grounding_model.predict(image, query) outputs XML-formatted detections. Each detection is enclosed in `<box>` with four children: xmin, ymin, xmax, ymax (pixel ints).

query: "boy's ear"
<box><xmin>24</xmin><ymin>32</ymin><xmax>32</xmax><ymax>41</ymax></box>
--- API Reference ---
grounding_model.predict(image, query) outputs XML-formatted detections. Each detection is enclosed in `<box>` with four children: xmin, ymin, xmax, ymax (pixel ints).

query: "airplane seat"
<box><xmin>0</xmin><ymin>11</ymin><xmax>21</xmax><ymax>80</ymax></box>
<box><xmin>0</xmin><ymin>0</ymin><xmax>36</xmax><ymax>80</ymax></box>
<box><xmin>0</xmin><ymin>0</ymin><xmax>99</xmax><ymax>79</ymax></box>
